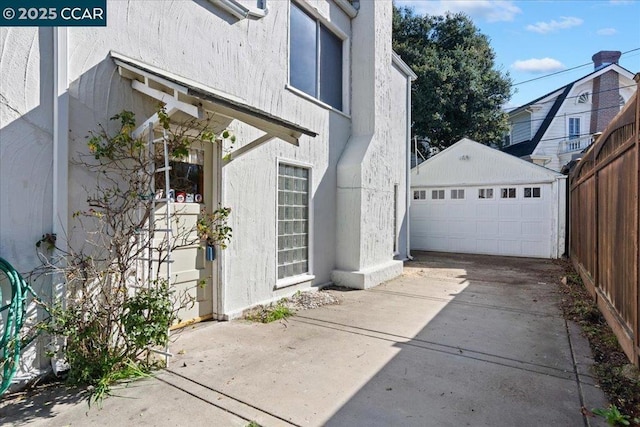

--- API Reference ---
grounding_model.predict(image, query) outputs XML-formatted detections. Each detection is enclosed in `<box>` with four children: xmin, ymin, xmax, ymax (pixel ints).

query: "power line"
<box><xmin>512</xmin><ymin>47</ymin><xmax>640</xmax><ymax>87</ymax></box>
<box><xmin>507</xmin><ymin>96</ymin><xmax>633</xmax><ymax>128</ymax></box>
<box><xmin>512</xmin><ymin>62</ymin><xmax>592</xmax><ymax>87</ymax></box>
<box><xmin>506</xmin><ymin>83</ymin><xmax>636</xmax><ymax>112</ymax></box>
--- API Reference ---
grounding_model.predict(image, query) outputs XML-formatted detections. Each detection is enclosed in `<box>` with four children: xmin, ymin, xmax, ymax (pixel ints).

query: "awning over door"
<box><xmin>111</xmin><ymin>51</ymin><xmax>317</xmax><ymax>156</ymax></box>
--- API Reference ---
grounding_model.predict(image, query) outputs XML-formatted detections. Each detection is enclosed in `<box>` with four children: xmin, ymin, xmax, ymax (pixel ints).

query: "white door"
<box><xmin>155</xmin><ymin>141</ymin><xmax>219</xmax><ymax>325</ymax></box>
<box><xmin>410</xmin><ymin>185</ymin><xmax>554</xmax><ymax>258</ymax></box>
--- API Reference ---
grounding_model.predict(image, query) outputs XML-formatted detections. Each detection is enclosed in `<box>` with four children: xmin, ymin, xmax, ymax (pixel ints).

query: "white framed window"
<box><xmin>524</xmin><ymin>187</ymin><xmax>541</xmax><ymax>198</ymax></box>
<box><xmin>289</xmin><ymin>1</ymin><xmax>343</xmax><ymax>110</ymax></box>
<box><xmin>478</xmin><ymin>188</ymin><xmax>493</xmax><ymax>199</ymax></box>
<box><xmin>432</xmin><ymin>190</ymin><xmax>445</xmax><ymax>200</ymax></box>
<box><xmin>413</xmin><ymin>190</ymin><xmax>426</xmax><ymax>200</ymax></box>
<box><xmin>501</xmin><ymin>188</ymin><xmax>516</xmax><ymax>199</ymax></box>
<box><xmin>277</xmin><ymin>163</ymin><xmax>310</xmax><ymax>280</ymax></box>
<box><xmin>450</xmin><ymin>189</ymin><xmax>465</xmax><ymax>199</ymax></box>
<box><xmin>568</xmin><ymin>117</ymin><xmax>581</xmax><ymax>140</ymax></box>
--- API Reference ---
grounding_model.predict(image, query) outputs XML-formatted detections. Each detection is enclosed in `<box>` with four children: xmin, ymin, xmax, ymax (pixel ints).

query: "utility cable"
<box><xmin>512</xmin><ymin>47</ymin><xmax>640</xmax><ymax>87</ymax></box>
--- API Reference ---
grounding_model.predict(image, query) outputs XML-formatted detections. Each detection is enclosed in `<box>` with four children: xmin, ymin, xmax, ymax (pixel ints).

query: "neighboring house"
<box><xmin>0</xmin><ymin>0</ymin><xmax>415</xmax><ymax>383</ymax></box>
<box><xmin>411</xmin><ymin>138</ymin><xmax>567</xmax><ymax>259</ymax></box>
<box><xmin>503</xmin><ymin>51</ymin><xmax>636</xmax><ymax>172</ymax></box>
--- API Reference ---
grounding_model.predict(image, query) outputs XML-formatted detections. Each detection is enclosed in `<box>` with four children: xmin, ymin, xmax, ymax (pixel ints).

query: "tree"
<box><xmin>393</xmin><ymin>6</ymin><xmax>512</xmax><ymax>150</ymax></box>
<box><xmin>34</xmin><ymin>109</ymin><xmax>233</xmax><ymax>403</ymax></box>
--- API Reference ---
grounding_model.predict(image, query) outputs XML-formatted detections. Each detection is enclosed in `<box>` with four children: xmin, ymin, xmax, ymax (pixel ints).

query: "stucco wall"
<box><xmin>0</xmin><ymin>28</ymin><xmax>57</xmax><ymax>377</ymax></box>
<box><xmin>1</xmin><ymin>0</ymin><xmax>411</xmax><ymax>379</ymax></box>
<box><xmin>333</xmin><ymin>0</ymin><xmax>405</xmax><ymax>289</ymax></box>
<box><xmin>0</xmin><ymin>28</ymin><xmax>54</xmax><ymax>277</ymax></box>
<box><xmin>391</xmin><ymin>61</ymin><xmax>410</xmax><ymax>260</ymax></box>
<box><xmin>63</xmin><ymin>0</ymin><xmax>357</xmax><ymax>316</ymax></box>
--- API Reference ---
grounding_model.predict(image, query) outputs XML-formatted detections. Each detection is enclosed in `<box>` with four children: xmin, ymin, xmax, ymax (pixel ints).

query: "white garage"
<box><xmin>410</xmin><ymin>138</ymin><xmax>567</xmax><ymax>259</ymax></box>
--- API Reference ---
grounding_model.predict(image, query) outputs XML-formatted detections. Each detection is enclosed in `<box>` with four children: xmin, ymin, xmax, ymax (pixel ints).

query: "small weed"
<box><xmin>593</xmin><ymin>404</ymin><xmax>639</xmax><ymax>426</ymax></box>
<box><xmin>245</xmin><ymin>303</ymin><xmax>294</xmax><ymax>323</ymax></box>
<box><xmin>246</xmin><ymin>422</ymin><xmax>261</xmax><ymax>427</ymax></box>
<box><xmin>265</xmin><ymin>304</ymin><xmax>293</xmax><ymax>322</ymax></box>
<box><xmin>558</xmin><ymin>260</ymin><xmax>640</xmax><ymax>423</ymax></box>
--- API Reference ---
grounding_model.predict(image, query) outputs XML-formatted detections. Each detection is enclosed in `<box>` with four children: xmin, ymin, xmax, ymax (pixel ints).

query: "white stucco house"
<box><xmin>503</xmin><ymin>51</ymin><xmax>636</xmax><ymax>172</ymax></box>
<box><xmin>411</xmin><ymin>138</ymin><xmax>567</xmax><ymax>259</ymax></box>
<box><xmin>0</xmin><ymin>0</ymin><xmax>416</xmax><ymax>383</ymax></box>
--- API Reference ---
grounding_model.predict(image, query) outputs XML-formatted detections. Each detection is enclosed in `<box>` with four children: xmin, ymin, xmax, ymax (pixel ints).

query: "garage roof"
<box><xmin>412</xmin><ymin>138</ymin><xmax>565</xmax><ymax>187</ymax></box>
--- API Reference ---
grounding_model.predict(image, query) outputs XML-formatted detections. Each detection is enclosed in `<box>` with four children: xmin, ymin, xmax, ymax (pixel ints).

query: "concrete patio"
<box><xmin>0</xmin><ymin>252</ymin><xmax>608</xmax><ymax>426</ymax></box>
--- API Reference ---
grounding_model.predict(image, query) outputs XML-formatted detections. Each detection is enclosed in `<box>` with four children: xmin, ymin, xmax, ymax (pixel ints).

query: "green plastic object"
<box><xmin>0</xmin><ymin>257</ymin><xmax>37</xmax><ymax>395</ymax></box>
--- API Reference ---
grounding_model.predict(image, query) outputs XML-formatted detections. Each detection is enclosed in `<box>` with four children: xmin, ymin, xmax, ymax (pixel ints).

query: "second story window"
<box><xmin>289</xmin><ymin>2</ymin><xmax>343</xmax><ymax>110</ymax></box>
<box><xmin>568</xmin><ymin>117</ymin><xmax>580</xmax><ymax>140</ymax></box>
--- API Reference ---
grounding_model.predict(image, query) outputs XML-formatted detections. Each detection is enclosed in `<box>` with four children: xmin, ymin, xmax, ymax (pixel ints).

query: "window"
<box><xmin>450</xmin><ymin>189</ymin><xmax>465</xmax><ymax>200</ymax></box>
<box><xmin>577</xmin><ymin>92</ymin><xmax>590</xmax><ymax>104</ymax></box>
<box><xmin>413</xmin><ymin>190</ymin><xmax>426</xmax><ymax>200</ymax></box>
<box><xmin>277</xmin><ymin>164</ymin><xmax>310</xmax><ymax>280</ymax></box>
<box><xmin>501</xmin><ymin>188</ymin><xmax>516</xmax><ymax>199</ymax></box>
<box><xmin>524</xmin><ymin>187</ymin><xmax>541</xmax><ymax>198</ymax></box>
<box><xmin>432</xmin><ymin>190</ymin><xmax>445</xmax><ymax>200</ymax></box>
<box><xmin>478</xmin><ymin>188</ymin><xmax>494</xmax><ymax>199</ymax></box>
<box><xmin>289</xmin><ymin>2</ymin><xmax>343</xmax><ymax>110</ymax></box>
<box><xmin>155</xmin><ymin>148</ymin><xmax>204</xmax><ymax>203</ymax></box>
<box><xmin>568</xmin><ymin>117</ymin><xmax>580</xmax><ymax>140</ymax></box>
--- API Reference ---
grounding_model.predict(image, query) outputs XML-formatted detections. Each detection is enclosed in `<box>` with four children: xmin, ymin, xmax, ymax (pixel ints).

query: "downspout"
<box><xmin>405</xmin><ymin>75</ymin><xmax>413</xmax><ymax>261</ymax></box>
<box><xmin>216</xmin><ymin>145</ymin><xmax>225</xmax><ymax>319</ymax></box>
<box><xmin>52</xmin><ymin>26</ymin><xmax>68</xmax><ymax>292</ymax></box>
<box><xmin>52</xmin><ymin>27</ymin><xmax>69</xmax><ymax>374</ymax></box>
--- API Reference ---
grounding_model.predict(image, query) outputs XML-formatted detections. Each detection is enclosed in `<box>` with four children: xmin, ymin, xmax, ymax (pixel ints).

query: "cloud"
<box><xmin>395</xmin><ymin>0</ymin><xmax>521</xmax><ymax>22</ymax></box>
<box><xmin>596</xmin><ymin>27</ymin><xmax>618</xmax><ymax>36</ymax></box>
<box><xmin>511</xmin><ymin>58</ymin><xmax>566</xmax><ymax>73</ymax></box>
<box><xmin>525</xmin><ymin>16</ymin><xmax>583</xmax><ymax>34</ymax></box>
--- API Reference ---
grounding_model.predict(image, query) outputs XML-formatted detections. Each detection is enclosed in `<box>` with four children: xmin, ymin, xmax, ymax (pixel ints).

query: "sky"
<box><xmin>394</xmin><ymin>0</ymin><xmax>640</xmax><ymax>108</ymax></box>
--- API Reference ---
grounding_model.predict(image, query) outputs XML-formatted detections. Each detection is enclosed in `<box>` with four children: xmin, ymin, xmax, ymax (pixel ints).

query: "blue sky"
<box><xmin>394</xmin><ymin>0</ymin><xmax>640</xmax><ymax>108</ymax></box>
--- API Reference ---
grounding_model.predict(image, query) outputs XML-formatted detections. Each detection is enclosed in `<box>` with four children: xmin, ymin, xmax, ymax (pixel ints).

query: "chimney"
<box><xmin>590</xmin><ymin>50</ymin><xmax>621</xmax><ymax>133</ymax></box>
<box><xmin>592</xmin><ymin>50</ymin><xmax>621</xmax><ymax>70</ymax></box>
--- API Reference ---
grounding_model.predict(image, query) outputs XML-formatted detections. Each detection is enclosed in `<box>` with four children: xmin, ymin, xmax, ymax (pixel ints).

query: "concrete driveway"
<box><xmin>1</xmin><ymin>252</ymin><xmax>607</xmax><ymax>426</ymax></box>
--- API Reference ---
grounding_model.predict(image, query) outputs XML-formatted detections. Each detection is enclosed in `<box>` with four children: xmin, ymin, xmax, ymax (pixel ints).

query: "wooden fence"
<box><xmin>569</xmin><ymin>74</ymin><xmax>640</xmax><ymax>367</ymax></box>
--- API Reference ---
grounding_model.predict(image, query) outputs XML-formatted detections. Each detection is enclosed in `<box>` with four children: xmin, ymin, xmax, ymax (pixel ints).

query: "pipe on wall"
<box><xmin>405</xmin><ymin>72</ymin><xmax>413</xmax><ymax>260</ymax></box>
<box><xmin>52</xmin><ymin>27</ymin><xmax>69</xmax><ymax>292</ymax></box>
<box><xmin>51</xmin><ymin>26</ymin><xmax>69</xmax><ymax>374</ymax></box>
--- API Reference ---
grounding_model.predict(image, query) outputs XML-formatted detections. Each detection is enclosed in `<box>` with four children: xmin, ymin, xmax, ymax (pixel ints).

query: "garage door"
<box><xmin>410</xmin><ymin>185</ymin><xmax>555</xmax><ymax>258</ymax></box>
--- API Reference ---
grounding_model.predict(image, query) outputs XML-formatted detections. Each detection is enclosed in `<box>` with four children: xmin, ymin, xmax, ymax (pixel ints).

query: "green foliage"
<box><xmin>559</xmin><ymin>263</ymin><xmax>640</xmax><ymax>422</ymax></box>
<box><xmin>592</xmin><ymin>405</ymin><xmax>638</xmax><ymax>426</ymax></box>
<box><xmin>121</xmin><ymin>283</ymin><xmax>174</xmax><ymax>350</ymax></box>
<box><xmin>39</xmin><ymin>285</ymin><xmax>171</xmax><ymax>404</ymax></box>
<box><xmin>35</xmin><ymin>108</ymin><xmax>235</xmax><ymax>404</ymax></box>
<box><xmin>392</xmin><ymin>6</ymin><xmax>511</xmax><ymax>150</ymax></box>
<box><xmin>245</xmin><ymin>302</ymin><xmax>293</xmax><ymax>323</ymax></box>
<box><xmin>197</xmin><ymin>206</ymin><xmax>233</xmax><ymax>249</ymax></box>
